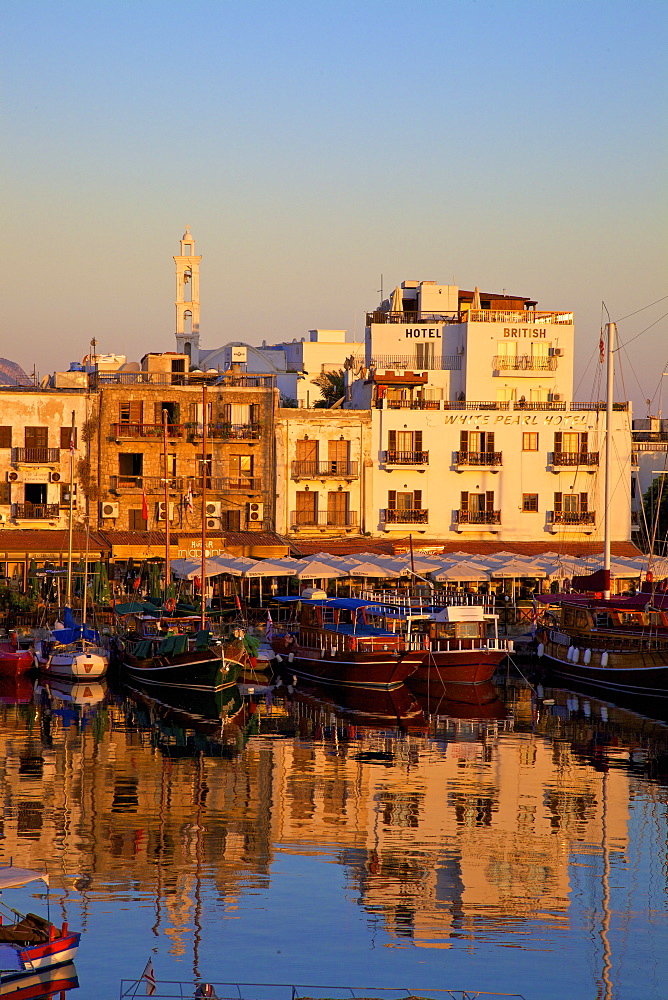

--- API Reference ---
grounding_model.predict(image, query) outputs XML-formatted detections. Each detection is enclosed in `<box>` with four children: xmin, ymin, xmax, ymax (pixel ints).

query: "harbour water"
<box><xmin>0</xmin><ymin>674</ymin><xmax>666</xmax><ymax>999</ymax></box>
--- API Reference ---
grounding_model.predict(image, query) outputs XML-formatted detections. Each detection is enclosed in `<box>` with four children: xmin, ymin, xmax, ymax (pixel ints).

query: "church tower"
<box><xmin>174</xmin><ymin>226</ymin><xmax>202</xmax><ymax>364</ymax></box>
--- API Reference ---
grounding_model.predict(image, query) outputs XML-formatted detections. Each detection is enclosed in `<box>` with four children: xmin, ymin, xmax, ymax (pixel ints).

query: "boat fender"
<box><xmin>507</xmin><ymin>640</ymin><xmax>514</xmax><ymax>653</ymax></box>
<box><xmin>567</xmin><ymin>646</ymin><xmax>575</xmax><ymax>661</ymax></box>
<box><xmin>601</xmin><ymin>651</ymin><xmax>609</xmax><ymax>667</ymax></box>
<box><xmin>572</xmin><ymin>648</ymin><xmax>579</xmax><ymax>663</ymax></box>
<box><xmin>583</xmin><ymin>648</ymin><xmax>592</xmax><ymax>664</ymax></box>
<box><xmin>537</xmin><ymin>642</ymin><xmax>544</xmax><ymax>658</ymax></box>
<box><xmin>288</xmin><ymin>652</ymin><xmax>294</xmax><ymax>662</ymax></box>
<box><xmin>275</xmin><ymin>654</ymin><xmax>283</xmax><ymax>663</ymax></box>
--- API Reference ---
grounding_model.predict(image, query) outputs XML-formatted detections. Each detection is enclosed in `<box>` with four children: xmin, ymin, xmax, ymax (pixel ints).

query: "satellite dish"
<box><xmin>118</xmin><ymin>361</ymin><xmax>141</xmax><ymax>372</ymax></box>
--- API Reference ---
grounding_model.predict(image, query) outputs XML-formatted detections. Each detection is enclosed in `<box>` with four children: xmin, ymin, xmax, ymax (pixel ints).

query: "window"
<box><xmin>25</xmin><ymin>483</ymin><xmax>47</xmax><ymax>505</ymax></box>
<box><xmin>460</xmin><ymin>431</ymin><xmax>495</xmax><ymax>454</ymax></box>
<box><xmin>295</xmin><ymin>491</ymin><xmax>317</xmax><ymax>525</ymax></box>
<box><xmin>0</xmin><ymin>483</ymin><xmax>10</xmax><ymax>504</ymax></box>
<box><xmin>327</xmin><ymin>491</ymin><xmax>349</xmax><ymax>525</ymax></box>
<box><xmin>328</xmin><ymin>439</ymin><xmax>349</xmax><ymax>472</ymax></box>
<box><xmin>154</xmin><ymin>401</ymin><xmax>180</xmax><ymax>424</ymax></box>
<box><xmin>523</xmin><ymin>432</ymin><xmax>539</xmax><ymax>451</ymax></box>
<box><xmin>416</xmin><ymin>342</ymin><xmax>435</xmax><ymax>368</ymax></box>
<box><xmin>554</xmin><ymin>431</ymin><xmax>588</xmax><ymax>454</ymax></box>
<box><xmin>229</xmin><ymin>455</ymin><xmax>253</xmax><ymax>482</ymax></box>
<box><xmin>129</xmin><ymin>509</ymin><xmax>147</xmax><ymax>531</ymax></box>
<box><xmin>0</xmin><ymin>427</ymin><xmax>11</xmax><ymax>448</ymax></box>
<box><xmin>386</xmin><ymin>490</ymin><xmax>426</xmax><ymax>522</ymax></box>
<box><xmin>60</xmin><ymin>483</ymin><xmax>75</xmax><ymax>506</ymax></box>
<box><xmin>119</xmin><ymin>401</ymin><xmax>142</xmax><ymax>424</ymax></box>
<box><xmin>553</xmin><ymin>491</ymin><xmax>590</xmax><ymax>523</ymax></box>
<box><xmin>387</xmin><ymin>430</ymin><xmax>423</xmax><ymax>460</ymax></box>
<box><xmin>222</xmin><ymin>508</ymin><xmax>241</xmax><ymax>531</ymax></box>
<box><xmin>522</xmin><ymin>493</ymin><xmax>539</xmax><ymax>512</ymax></box>
<box><xmin>118</xmin><ymin>454</ymin><xmax>143</xmax><ymax>477</ymax></box>
<box><xmin>25</xmin><ymin>427</ymin><xmax>48</xmax><ymax>449</ymax></box>
<box><xmin>60</xmin><ymin>427</ymin><xmax>77</xmax><ymax>450</ymax></box>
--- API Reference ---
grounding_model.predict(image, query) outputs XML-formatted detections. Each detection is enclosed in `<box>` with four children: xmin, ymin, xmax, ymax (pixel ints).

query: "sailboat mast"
<box><xmin>163</xmin><ymin>409</ymin><xmax>171</xmax><ymax>599</ymax></box>
<box><xmin>603</xmin><ymin>322</ymin><xmax>616</xmax><ymax>600</ymax></box>
<box><xmin>66</xmin><ymin>409</ymin><xmax>76</xmax><ymax>605</ymax></box>
<box><xmin>200</xmin><ymin>385</ymin><xmax>208</xmax><ymax>631</ymax></box>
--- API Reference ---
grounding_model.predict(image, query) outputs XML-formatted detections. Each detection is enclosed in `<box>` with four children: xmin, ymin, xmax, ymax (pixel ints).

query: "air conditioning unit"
<box><xmin>205</xmin><ymin>501</ymin><xmax>222</xmax><ymax>517</ymax></box>
<box><xmin>247</xmin><ymin>501</ymin><xmax>264</xmax><ymax>525</ymax></box>
<box><xmin>156</xmin><ymin>502</ymin><xmax>175</xmax><ymax>521</ymax></box>
<box><xmin>0</xmin><ymin>511</ymin><xmax>7</xmax><ymax>524</ymax></box>
<box><xmin>553</xmin><ymin>348</ymin><xmax>564</xmax><ymax>357</ymax></box>
<box><xmin>6</xmin><ymin>471</ymin><xmax>19</xmax><ymax>482</ymax></box>
<box><xmin>49</xmin><ymin>471</ymin><xmax>62</xmax><ymax>483</ymax></box>
<box><xmin>100</xmin><ymin>501</ymin><xmax>119</xmax><ymax>519</ymax></box>
<box><xmin>551</xmin><ymin>394</ymin><xmax>563</xmax><ymax>402</ymax></box>
<box><xmin>206</xmin><ymin>517</ymin><xmax>220</xmax><ymax>530</ymax></box>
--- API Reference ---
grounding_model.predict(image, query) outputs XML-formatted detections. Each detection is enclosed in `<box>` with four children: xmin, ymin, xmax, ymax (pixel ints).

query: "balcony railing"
<box><xmin>12</xmin><ymin>448</ymin><xmax>60</xmax><ymax>464</ymax></box>
<box><xmin>190</xmin><ymin>423</ymin><xmax>262</xmax><ymax>441</ymax></box>
<box><xmin>513</xmin><ymin>400</ymin><xmax>567</xmax><ymax>411</ymax></box>
<box><xmin>367</xmin><ymin>355</ymin><xmax>462</xmax><ymax>371</ymax></box>
<box><xmin>442</xmin><ymin>401</ymin><xmax>510</xmax><ymax>410</ymax></box>
<box><xmin>552</xmin><ymin>511</ymin><xmax>596</xmax><ymax>525</ymax></box>
<box><xmin>551</xmin><ymin>452</ymin><xmax>599</xmax><ymax>467</ymax></box>
<box><xmin>224</xmin><ymin>477</ymin><xmax>262</xmax><ymax>491</ymax></box>
<box><xmin>455</xmin><ymin>451</ymin><xmax>502</xmax><ymax>467</ymax></box>
<box><xmin>457</xmin><ymin>510</ymin><xmax>502</xmax><ymax>524</ymax></box>
<box><xmin>290</xmin><ymin>511</ymin><xmax>358</xmax><ymax>529</ymax></box>
<box><xmin>493</xmin><ymin>355</ymin><xmax>557</xmax><ymax>371</ymax></box>
<box><xmin>384</xmin><ymin>451</ymin><xmax>429</xmax><ymax>465</ymax></box>
<box><xmin>570</xmin><ymin>401</ymin><xmax>629</xmax><ymax>411</ymax></box>
<box><xmin>90</xmin><ymin>371</ymin><xmax>275</xmax><ymax>388</ymax></box>
<box><xmin>384</xmin><ymin>508</ymin><xmax>429</xmax><ymax>524</ymax></box>
<box><xmin>385</xmin><ymin>399</ymin><xmax>442</xmax><ymax>410</ymax></box>
<box><xmin>112</xmin><ymin>423</ymin><xmax>184</xmax><ymax>439</ymax></box>
<box><xmin>291</xmin><ymin>461</ymin><xmax>359</xmax><ymax>478</ymax></box>
<box><xmin>367</xmin><ymin>309</ymin><xmax>573</xmax><ymax>325</ymax></box>
<box><xmin>13</xmin><ymin>503</ymin><xmax>60</xmax><ymax>520</ymax></box>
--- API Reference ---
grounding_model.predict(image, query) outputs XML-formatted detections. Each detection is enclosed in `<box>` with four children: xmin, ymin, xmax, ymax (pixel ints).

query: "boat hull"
<box><xmin>542</xmin><ymin>636</ymin><xmax>668</xmax><ymax>698</ymax></box>
<box><xmin>0</xmin><ymin>644</ymin><xmax>33</xmax><ymax>676</ymax></box>
<box><xmin>34</xmin><ymin>644</ymin><xmax>108</xmax><ymax>681</ymax></box>
<box><xmin>274</xmin><ymin>645</ymin><xmax>416</xmax><ymax>690</ymax></box>
<box><xmin>122</xmin><ymin>649</ymin><xmax>242</xmax><ymax>692</ymax></box>
<box><xmin>403</xmin><ymin>647</ymin><xmax>508</xmax><ymax>692</ymax></box>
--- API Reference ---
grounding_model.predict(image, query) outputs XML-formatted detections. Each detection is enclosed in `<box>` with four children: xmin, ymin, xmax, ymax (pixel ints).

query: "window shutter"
<box><xmin>554</xmin><ymin>432</ymin><xmax>562</xmax><ymax>453</ymax></box>
<box><xmin>388</xmin><ymin>490</ymin><xmax>397</xmax><ymax>510</ymax></box>
<box><xmin>580</xmin><ymin>431</ymin><xmax>588</xmax><ymax>453</ymax></box>
<box><xmin>580</xmin><ymin>492</ymin><xmax>588</xmax><ymax>512</ymax></box>
<box><xmin>154</xmin><ymin>402</ymin><xmax>163</xmax><ymax>424</ymax></box>
<box><xmin>0</xmin><ymin>427</ymin><xmax>11</xmax><ymax>448</ymax></box>
<box><xmin>388</xmin><ymin>430</ymin><xmax>396</xmax><ymax>450</ymax></box>
<box><xmin>554</xmin><ymin>492</ymin><xmax>563</xmax><ymax>514</ymax></box>
<box><xmin>486</xmin><ymin>431</ymin><xmax>495</xmax><ymax>453</ymax></box>
<box><xmin>250</xmin><ymin>403</ymin><xmax>260</xmax><ymax>424</ymax></box>
<box><xmin>460</xmin><ymin>430</ymin><xmax>468</xmax><ymax>451</ymax></box>
<box><xmin>486</xmin><ymin>490</ymin><xmax>494</xmax><ymax>513</ymax></box>
<box><xmin>460</xmin><ymin>491</ymin><xmax>469</xmax><ymax>511</ymax></box>
<box><xmin>222</xmin><ymin>403</ymin><xmax>232</xmax><ymax>423</ymax></box>
<box><xmin>414</xmin><ymin>430</ymin><xmax>422</xmax><ymax>453</ymax></box>
<box><xmin>413</xmin><ymin>490</ymin><xmax>422</xmax><ymax>510</ymax></box>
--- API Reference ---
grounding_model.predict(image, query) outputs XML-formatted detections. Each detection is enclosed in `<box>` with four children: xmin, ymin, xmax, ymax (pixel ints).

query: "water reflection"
<box><xmin>0</xmin><ymin>962</ymin><xmax>79</xmax><ymax>998</ymax></box>
<box><xmin>0</xmin><ymin>677</ymin><xmax>663</xmax><ymax>997</ymax></box>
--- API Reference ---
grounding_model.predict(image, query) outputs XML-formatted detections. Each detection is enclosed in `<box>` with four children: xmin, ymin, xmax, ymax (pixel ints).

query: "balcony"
<box><xmin>550</xmin><ymin>452</ymin><xmax>599</xmax><ymax>467</ymax></box>
<box><xmin>224</xmin><ymin>477</ymin><xmax>262</xmax><ymax>491</ymax></box>
<box><xmin>291</xmin><ymin>461</ymin><xmax>359</xmax><ymax>479</ymax></box>
<box><xmin>190</xmin><ymin>423</ymin><xmax>262</xmax><ymax>441</ymax></box>
<box><xmin>455</xmin><ymin>451</ymin><xmax>502</xmax><ymax>468</ymax></box>
<box><xmin>513</xmin><ymin>400</ymin><xmax>566</xmax><ymax>411</ymax></box>
<box><xmin>13</xmin><ymin>503</ymin><xmax>60</xmax><ymax>520</ymax></box>
<box><xmin>456</xmin><ymin>510</ymin><xmax>501</xmax><ymax>527</ymax></box>
<box><xmin>442</xmin><ymin>401</ymin><xmax>509</xmax><ymax>411</ymax></box>
<box><xmin>552</xmin><ymin>511</ymin><xmax>596</xmax><ymax>525</ymax></box>
<box><xmin>90</xmin><ymin>371</ymin><xmax>275</xmax><ymax>388</ymax></box>
<box><xmin>384</xmin><ymin>508</ymin><xmax>429</xmax><ymax>525</ymax></box>
<box><xmin>384</xmin><ymin>451</ymin><xmax>429</xmax><ymax>466</ymax></box>
<box><xmin>384</xmin><ymin>399</ymin><xmax>441</xmax><ymax>410</ymax></box>
<box><xmin>367</xmin><ymin>354</ymin><xmax>462</xmax><ymax>371</ymax></box>
<box><xmin>570</xmin><ymin>401</ymin><xmax>629</xmax><ymax>411</ymax></box>
<box><xmin>12</xmin><ymin>448</ymin><xmax>60</xmax><ymax>464</ymax></box>
<box><xmin>112</xmin><ymin>423</ymin><xmax>184</xmax><ymax>439</ymax></box>
<box><xmin>290</xmin><ymin>511</ymin><xmax>358</xmax><ymax>530</ymax></box>
<box><xmin>492</xmin><ymin>355</ymin><xmax>557</xmax><ymax>374</ymax></box>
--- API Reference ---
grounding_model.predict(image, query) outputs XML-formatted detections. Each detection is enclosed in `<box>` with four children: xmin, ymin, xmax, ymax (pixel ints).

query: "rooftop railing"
<box><xmin>367</xmin><ymin>308</ymin><xmax>573</xmax><ymax>325</ymax></box>
<box><xmin>570</xmin><ymin>401</ymin><xmax>629</xmax><ymax>411</ymax></box>
<box><xmin>384</xmin><ymin>398</ymin><xmax>441</xmax><ymax>410</ymax></box>
<box><xmin>90</xmin><ymin>371</ymin><xmax>275</xmax><ymax>389</ymax></box>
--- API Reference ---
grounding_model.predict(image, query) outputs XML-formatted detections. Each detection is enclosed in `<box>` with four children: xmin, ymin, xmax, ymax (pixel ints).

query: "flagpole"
<box><xmin>163</xmin><ymin>409</ymin><xmax>171</xmax><ymax>603</ymax></box>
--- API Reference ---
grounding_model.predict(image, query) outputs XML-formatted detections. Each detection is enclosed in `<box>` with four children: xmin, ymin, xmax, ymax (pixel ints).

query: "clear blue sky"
<box><xmin>4</xmin><ymin>0</ymin><xmax>667</xmax><ymax>412</ymax></box>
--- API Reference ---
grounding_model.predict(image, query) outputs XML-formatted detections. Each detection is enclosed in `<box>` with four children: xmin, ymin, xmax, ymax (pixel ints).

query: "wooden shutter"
<box><xmin>25</xmin><ymin>427</ymin><xmax>48</xmax><ymax>448</ymax></box>
<box><xmin>296</xmin><ymin>439</ymin><xmax>318</xmax><ymax>462</ymax></box>
<box><xmin>580</xmin><ymin>432</ymin><xmax>588</xmax><ymax>453</ymax></box>
<box><xmin>249</xmin><ymin>403</ymin><xmax>261</xmax><ymax>424</ymax></box>
<box><xmin>413</xmin><ymin>490</ymin><xmax>422</xmax><ymax>510</ymax></box>
<box><xmin>486</xmin><ymin>431</ymin><xmax>495</xmax><ymax>453</ymax></box>
<box><xmin>388</xmin><ymin>490</ymin><xmax>397</xmax><ymax>510</ymax></box>
<box><xmin>388</xmin><ymin>430</ymin><xmax>396</xmax><ymax>451</ymax></box>
<box><xmin>580</xmin><ymin>492</ymin><xmax>588</xmax><ymax>513</ymax></box>
<box><xmin>414</xmin><ymin>430</ymin><xmax>422</xmax><ymax>453</ymax></box>
<box><xmin>486</xmin><ymin>491</ymin><xmax>494</xmax><ymax>513</ymax></box>
<box><xmin>0</xmin><ymin>427</ymin><xmax>11</xmax><ymax>448</ymax></box>
<box><xmin>460</xmin><ymin>430</ymin><xmax>468</xmax><ymax>451</ymax></box>
<box><xmin>222</xmin><ymin>403</ymin><xmax>232</xmax><ymax>423</ymax></box>
<box><xmin>554</xmin><ymin>432</ymin><xmax>562</xmax><ymax>453</ymax></box>
<box><xmin>460</xmin><ymin>491</ymin><xmax>469</xmax><ymax>511</ymax></box>
<box><xmin>554</xmin><ymin>492</ymin><xmax>563</xmax><ymax>514</ymax></box>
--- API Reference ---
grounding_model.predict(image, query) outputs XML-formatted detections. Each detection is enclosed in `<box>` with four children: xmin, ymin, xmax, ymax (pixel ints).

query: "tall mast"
<box><xmin>603</xmin><ymin>322</ymin><xmax>616</xmax><ymax>600</ymax></box>
<box><xmin>163</xmin><ymin>409</ymin><xmax>171</xmax><ymax>601</ymax></box>
<box><xmin>66</xmin><ymin>409</ymin><xmax>76</xmax><ymax>606</ymax></box>
<box><xmin>200</xmin><ymin>385</ymin><xmax>208</xmax><ymax>630</ymax></box>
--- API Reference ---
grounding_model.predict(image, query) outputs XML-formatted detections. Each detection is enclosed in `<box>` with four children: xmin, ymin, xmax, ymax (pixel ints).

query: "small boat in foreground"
<box><xmin>0</xmin><ymin>633</ymin><xmax>33</xmax><ymax>676</ymax></box>
<box><xmin>32</xmin><ymin>608</ymin><xmax>108</xmax><ymax>681</ymax></box>
<box><xmin>0</xmin><ymin>867</ymin><xmax>80</xmax><ymax>980</ymax></box>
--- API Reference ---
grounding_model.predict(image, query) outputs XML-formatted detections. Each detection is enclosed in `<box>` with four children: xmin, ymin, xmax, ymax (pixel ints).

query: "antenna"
<box><xmin>377</xmin><ymin>274</ymin><xmax>383</xmax><ymax>302</ymax></box>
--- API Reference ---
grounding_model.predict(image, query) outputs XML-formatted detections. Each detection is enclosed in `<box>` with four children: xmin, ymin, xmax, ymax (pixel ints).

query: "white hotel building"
<box><xmin>342</xmin><ymin>280</ymin><xmax>633</xmax><ymax>543</ymax></box>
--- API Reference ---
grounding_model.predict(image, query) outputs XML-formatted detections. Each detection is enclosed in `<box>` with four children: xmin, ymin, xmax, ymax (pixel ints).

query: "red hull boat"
<box><xmin>0</xmin><ymin>638</ymin><xmax>33</xmax><ymax>676</ymax></box>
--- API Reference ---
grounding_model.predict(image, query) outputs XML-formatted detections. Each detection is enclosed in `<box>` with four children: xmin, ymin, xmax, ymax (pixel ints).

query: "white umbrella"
<box><xmin>390</xmin><ymin>286</ymin><xmax>403</xmax><ymax>314</ymax></box>
<box><xmin>171</xmin><ymin>558</ymin><xmax>230</xmax><ymax>581</ymax></box>
<box><xmin>431</xmin><ymin>560</ymin><xmax>491</xmax><ymax>582</ymax></box>
<box><xmin>396</xmin><ymin>555</ymin><xmax>445</xmax><ymax>574</ymax></box>
<box><xmin>471</xmin><ymin>286</ymin><xmax>482</xmax><ymax>310</ymax></box>
<box><xmin>489</xmin><ymin>558</ymin><xmax>547</xmax><ymax>579</ymax></box>
<box><xmin>242</xmin><ymin>560</ymin><xmax>297</xmax><ymax>578</ymax></box>
<box><xmin>293</xmin><ymin>560</ymin><xmax>349</xmax><ymax>580</ymax></box>
<box><xmin>346</xmin><ymin>560</ymin><xmax>404</xmax><ymax>579</ymax></box>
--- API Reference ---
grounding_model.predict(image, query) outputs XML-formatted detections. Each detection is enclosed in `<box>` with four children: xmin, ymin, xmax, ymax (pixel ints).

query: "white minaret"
<box><xmin>174</xmin><ymin>226</ymin><xmax>202</xmax><ymax>364</ymax></box>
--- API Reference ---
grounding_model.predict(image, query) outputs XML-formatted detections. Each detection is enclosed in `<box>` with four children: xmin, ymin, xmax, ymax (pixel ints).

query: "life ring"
<box><xmin>165</xmin><ymin>598</ymin><xmax>176</xmax><ymax>614</ymax></box>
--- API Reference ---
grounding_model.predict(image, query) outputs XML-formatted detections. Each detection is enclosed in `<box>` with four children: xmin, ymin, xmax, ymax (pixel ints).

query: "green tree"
<box><xmin>311</xmin><ymin>370</ymin><xmax>345</xmax><ymax>408</ymax></box>
<box><xmin>641</xmin><ymin>476</ymin><xmax>668</xmax><ymax>552</ymax></box>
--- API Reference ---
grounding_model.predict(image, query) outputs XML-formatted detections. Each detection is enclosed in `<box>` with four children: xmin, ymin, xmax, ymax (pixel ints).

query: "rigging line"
<box><xmin>615</xmin><ymin>309</ymin><xmax>668</xmax><ymax>349</ymax></box>
<box><xmin>573</xmin><ymin>341</ymin><xmax>601</xmax><ymax>399</ymax></box>
<box><xmin>617</xmin><ymin>342</ymin><xmax>655</xmax><ymax>407</ymax></box>
<box><xmin>615</xmin><ymin>293</ymin><xmax>668</xmax><ymax>323</ymax></box>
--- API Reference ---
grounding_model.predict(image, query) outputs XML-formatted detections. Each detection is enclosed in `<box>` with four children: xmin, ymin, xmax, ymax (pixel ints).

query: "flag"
<box><xmin>266</xmin><ymin>609</ymin><xmax>274</xmax><ymax>641</ymax></box>
<box><xmin>69</xmin><ymin>427</ymin><xmax>76</xmax><ymax>455</ymax></box>
<box><xmin>186</xmin><ymin>481</ymin><xmax>194</xmax><ymax>514</ymax></box>
<box><xmin>599</xmin><ymin>329</ymin><xmax>605</xmax><ymax>363</ymax></box>
<box><xmin>142</xmin><ymin>486</ymin><xmax>148</xmax><ymax>522</ymax></box>
<box><xmin>142</xmin><ymin>957</ymin><xmax>156</xmax><ymax>996</ymax></box>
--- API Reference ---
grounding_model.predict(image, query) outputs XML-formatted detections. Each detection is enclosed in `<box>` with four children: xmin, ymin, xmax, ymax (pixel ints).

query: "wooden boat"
<box><xmin>0</xmin><ymin>867</ymin><xmax>80</xmax><ymax>979</ymax></box>
<box><xmin>32</xmin><ymin>615</ymin><xmax>108</xmax><ymax>681</ymax></box>
<box><xmin>536</xmin><ymin>592</ymin><xmax>668</xmax><ymax>698</ymax></box>
<box><xmin>0</xmin><ymin>631</ymin><xmax>33</xmax><ymax>676</ymax></box>
<box><xmin>114</xmin><ymin>603</ymin><xmax>247</xmax><ymax>692</ymax></box>
<box><xmin>270</xmin><ymin>595</ymin><xmax>417</xmax><ymax>690</ymax></box>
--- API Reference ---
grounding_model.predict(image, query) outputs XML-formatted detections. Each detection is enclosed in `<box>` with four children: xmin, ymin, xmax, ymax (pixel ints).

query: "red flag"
<box><xmin>142</xmin><ymin>956</ymin><xmax>156</xmax><ymax>995</ymax></box>
<box><xmin>599</xmin><ymin>329</ymin><xmax>605</xmax><ymax>363</ymax></box>
<box><xmin>141</xmin><ymin>486</ymin><xmax>148</xmax><ymax>522</ymax></box>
